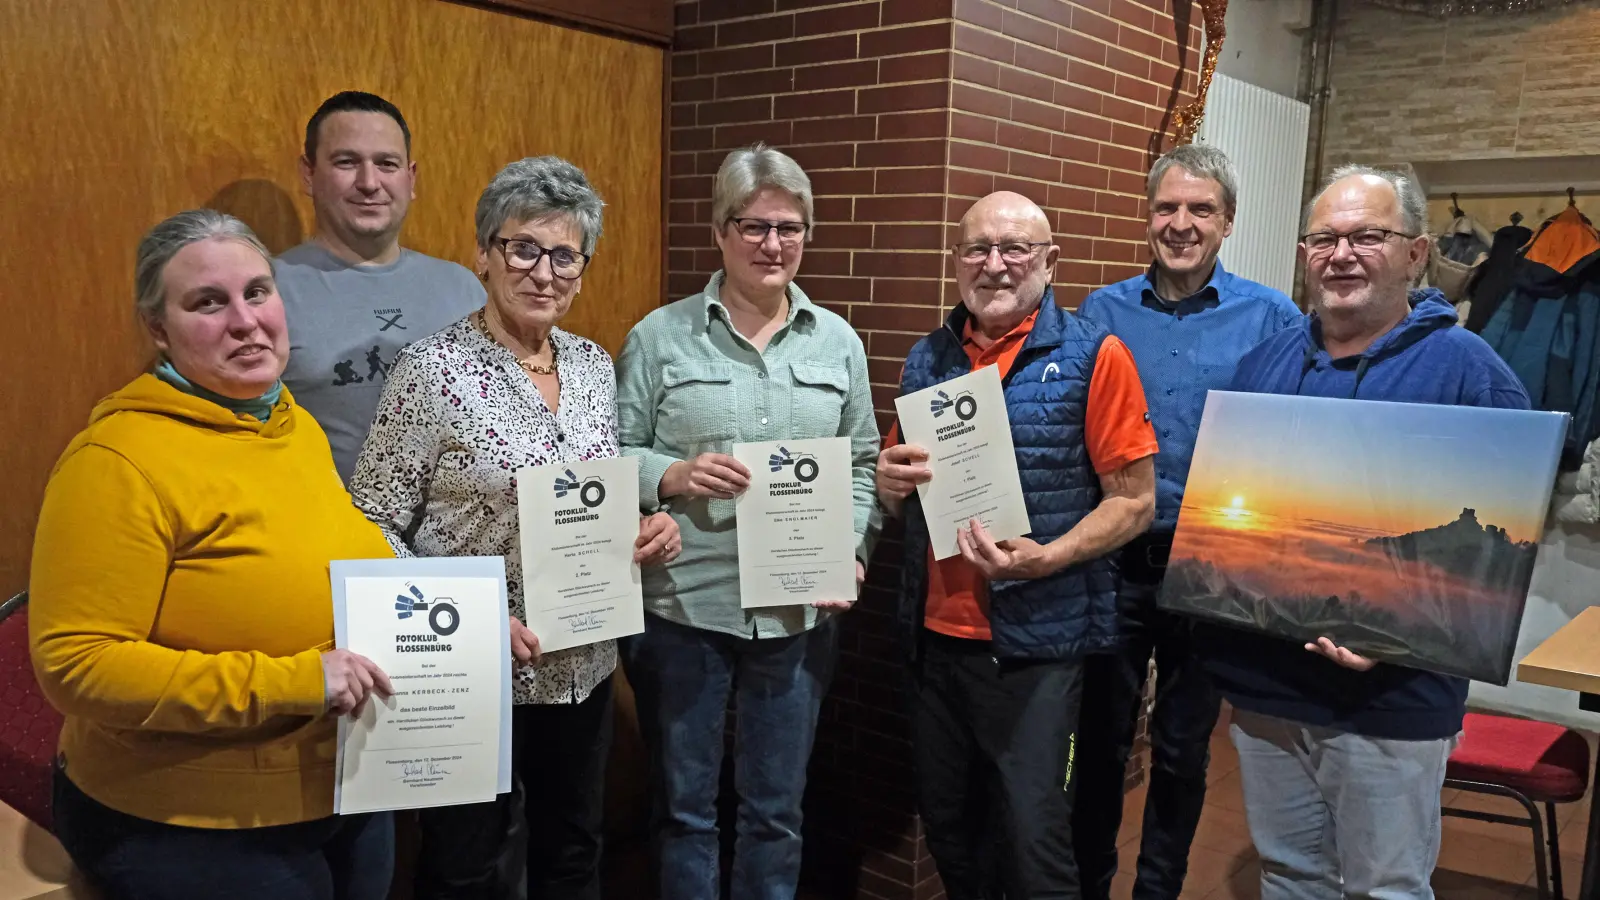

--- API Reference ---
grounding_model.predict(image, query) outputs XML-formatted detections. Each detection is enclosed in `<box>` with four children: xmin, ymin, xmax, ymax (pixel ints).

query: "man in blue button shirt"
<box><xmin>1073</xmin><ymin>143</ymin><xmax>1301</xmax><ymax>900</ymax></box>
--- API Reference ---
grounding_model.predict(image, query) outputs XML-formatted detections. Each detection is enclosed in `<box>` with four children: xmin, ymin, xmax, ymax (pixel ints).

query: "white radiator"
<box><xmin>1195</xmin><ymin>74</ymin><xmax>1310</xmax><ymax>297</ymax></box>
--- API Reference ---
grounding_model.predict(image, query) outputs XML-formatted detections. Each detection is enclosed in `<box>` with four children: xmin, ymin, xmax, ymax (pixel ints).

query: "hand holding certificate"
<box><xmin>894</xmin><ymin>366</ymin><xmax>1031</xmax><ymax>560</ymax></box>
<box><xmin>733</xmin><ymin>437</ymin><xmax>859</xmax><ymax>608</ymax></box>
<box><xmin>332</xmin><ymin>557</ymin><xmax>513</xmax><ymax>815</ymax></box>
<box><xmin>516</xmin><ymin>456</ymin><xmax>646</xmax><ymax>653</ymax></box>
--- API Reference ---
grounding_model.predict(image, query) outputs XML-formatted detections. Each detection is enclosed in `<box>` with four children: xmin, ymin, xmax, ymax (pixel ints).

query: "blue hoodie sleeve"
<box><xmin>1457</xmin><ymin>337</ymin><xmax>1533</xmax><ymax>412</ymax></box>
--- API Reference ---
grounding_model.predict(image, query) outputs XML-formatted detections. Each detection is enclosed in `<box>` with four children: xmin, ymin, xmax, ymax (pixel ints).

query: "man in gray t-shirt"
<box><xmin>276</xmin><ymin>91</ymin><xmax>484</xmax><ymax>482</ymax></box>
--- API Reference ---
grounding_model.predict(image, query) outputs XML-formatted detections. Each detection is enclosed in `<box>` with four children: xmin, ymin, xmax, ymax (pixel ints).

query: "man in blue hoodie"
<box><xmin>1214</xmin><ymin>166</ymin><xmax>1529</xmax><ymax>900</ymax></box>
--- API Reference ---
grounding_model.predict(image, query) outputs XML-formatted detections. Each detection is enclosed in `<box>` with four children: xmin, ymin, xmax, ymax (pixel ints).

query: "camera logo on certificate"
<box><xmin>930</xmin><ymin>389</ymin><xmax>977</xmax><ymax>422</ymax></box>
<box><xmin>554</xmin><ymin>468</ymin><xmax>607</xmax><ymax>509</ymax></box>
<box><xmin>767</xmin><ymin>446</ymin><xmax>820</xmax><ymax>484</ymax></box>
<box><xmin>394</xmin><ymin>582</ymin><xmax>461</xmax><ymax>639</ymax></box>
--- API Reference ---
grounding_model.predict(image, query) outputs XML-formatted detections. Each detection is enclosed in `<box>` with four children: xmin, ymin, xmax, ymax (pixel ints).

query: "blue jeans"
<box><xmin>52</xmin><ymin>766</ymin><xmax>393</xmax><ymax>900</ymax></box>
<box><xmin>621</xmin><ymin>612</ymin><xmax>838</xmax><ymax>900</ymax></box>
<box><xmin>1230</xmin><ymin>708</ymin><xmax>1456</xmax><ymax>900</ymax></box>
<box><xmin>1075</xmin><ymin>576</ymin><xmax>1222</xmax><ymax>900</ymax></box>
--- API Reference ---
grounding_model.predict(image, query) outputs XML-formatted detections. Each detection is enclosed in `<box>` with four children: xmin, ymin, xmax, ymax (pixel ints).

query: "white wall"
<box><xmin>1214</xmin><ymin>0</ymin><xmax>1311</xmax><ymax>100</ymax></box>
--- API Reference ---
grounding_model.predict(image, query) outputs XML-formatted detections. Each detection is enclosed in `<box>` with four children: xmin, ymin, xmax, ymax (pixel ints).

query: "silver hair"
<box><xmin>134</xmin><ymin>209</ymin><xmax>270</xmax><ymax>324</ymax></box>
<box><xmin>711</xmin><ymin>143</ymin><xmax>814</xmax><ymax>239</ymax></box>
<box><xmin>1304</xmin><ymin>164</ymin><xmax>1428</xmax><ymax>237</ymax></box>
<box><xmin>1147</xmin><ymin>142</ymin><xmax>1239</xmax><ymax>216</ymax></box>
<box><xmin>474</xmin><ymin>156</ymin><xmax>605</xmax><ymax>256</ymax></box>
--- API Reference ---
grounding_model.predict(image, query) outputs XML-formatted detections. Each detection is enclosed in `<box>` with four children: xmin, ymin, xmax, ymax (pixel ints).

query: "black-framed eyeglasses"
<box><xmin>954</xmin><ymin>241</ymin><xmax>1050</xmax><ymax>266</ymax></box>
<box><xmin>728</xmin><ymin>218</ymin><xmax>808</xmax><ymax>245</ymax></box>
<box><xmin>491</xmin><ymin>236</ymin><xmax>590</xmax><ymax>279</ymax></box>
<box><xmin>1300</xmin><ymin>228</ymin><xmax>1418</xmax><ymax>257</ymax></box>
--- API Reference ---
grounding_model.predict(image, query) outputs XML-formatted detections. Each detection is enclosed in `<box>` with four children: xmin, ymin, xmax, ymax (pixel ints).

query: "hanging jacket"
<box><xmin>1465</xmin><ymin>223</ymin><xmax>1534</xmax><ymax>333</ymax></box>
<box><xmin>1480</xmin><ymin>207</ymin><xmax>1600</xmax><ymax>467</ymax></box>
<box><xmin>1437</xmin><ymin>214</ymin><xmax>1493</xmax><ymax>266</ymax></box>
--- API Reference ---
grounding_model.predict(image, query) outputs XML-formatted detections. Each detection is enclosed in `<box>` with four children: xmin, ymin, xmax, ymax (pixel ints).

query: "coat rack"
<box><xmin>1450</xmin><ymin>192</ymin><xmax>1465</xmax><ymax>217</ymax></box>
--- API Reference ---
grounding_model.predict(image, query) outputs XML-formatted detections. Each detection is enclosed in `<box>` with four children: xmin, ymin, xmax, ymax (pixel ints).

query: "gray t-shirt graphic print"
<box><xmin>274</xmin><ymin>241</ymin><xmax>485</xmax><ymax>483</ymax></box>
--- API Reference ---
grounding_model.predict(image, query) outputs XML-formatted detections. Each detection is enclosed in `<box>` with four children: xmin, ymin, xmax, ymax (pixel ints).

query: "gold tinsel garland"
<box><xmin>1169</xmin><ymin>0</ymin><xmax>1228</xmax><ymax>147</ymax></box>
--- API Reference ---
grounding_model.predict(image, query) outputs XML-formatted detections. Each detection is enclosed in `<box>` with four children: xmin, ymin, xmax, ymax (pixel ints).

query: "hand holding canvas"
<box><xmin>957</xmin><ymin>518</ymin><xmax>1059</xmax><ymax>580</ymax></box>
<box><xmin>1305</xmin><ymin>636</ymin><xmax>1377</xmax><ymax>672</ymax></box>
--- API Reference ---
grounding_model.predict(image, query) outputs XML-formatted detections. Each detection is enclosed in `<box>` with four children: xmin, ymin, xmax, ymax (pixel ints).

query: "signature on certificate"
<box><xmin>400</xmin><ymin>760</ymin><xmax>452</xmax><ymax>779</ymax></box>
<box><xmin>778</xmin><ymin>573</ymin><xmax>817</xmax><ymax>590</ymax></box>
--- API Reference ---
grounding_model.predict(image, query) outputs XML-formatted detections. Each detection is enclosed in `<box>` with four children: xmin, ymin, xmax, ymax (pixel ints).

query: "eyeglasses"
<box><xmin>729</xmin><ymin>218</ymin><xmax>808</xmax><ymax>245</ymax></box>
<box><xmin>1300</xmin><ymin>228</ymin><xmax>1418</xmax><ymax>258</ymax></box>
<box><xmin>491</xmin><ymin>236</ymin><xmax>590</xmax><ymax>279</ymax></box>
<box><xmin>954</xmin><ymin>241</ymin><xmax>1050</xmax><ymax>266</ymax></box>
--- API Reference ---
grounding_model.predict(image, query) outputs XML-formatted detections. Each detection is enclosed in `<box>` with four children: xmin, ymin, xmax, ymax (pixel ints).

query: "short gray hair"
<box><xmin>475</xmin><ymin>156</ymin><xmax>605</xmax><ymax>256</ymax></box>
<box><xmin>1147</xmin><ymin>143</ymin><xmax>1239</xmax><ymax>216</ymax></box>
<box><xmin>1304</xmin><ymin>164</ymin><xmax>1427</xmax><ymax>237</ymax></box>
<box><xmin>712</xmin><ymin>143</ymin><xmax>814</xmax><ymax>239</ymax></box>
<box><xmin>134</xmin><ymin>209</ymin><xmax>270</xmax><ymax>324</ymax></box>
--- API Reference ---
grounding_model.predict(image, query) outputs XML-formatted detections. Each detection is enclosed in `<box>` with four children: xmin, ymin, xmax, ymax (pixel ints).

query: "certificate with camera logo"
<box><xmin>732</xmin><ymin>437</ymin><xmax>859</xmax><ymax>608</ymax></box>
<box><xmin>516</xmin><ymin>455</ymin><xmax>645</xmax><ymax>653</ymax></box>
<box><xmin>894</xmin><ymin>365</ymin><xmax>1030</xmax><ymax>560</ymax></box>
<box><xmin>331</xmin><ymin>556</ymin><xmax>513</xmax><ymax>815</ymax></box>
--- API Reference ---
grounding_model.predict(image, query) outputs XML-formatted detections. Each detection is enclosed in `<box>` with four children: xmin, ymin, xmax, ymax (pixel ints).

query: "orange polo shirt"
<box><xmin>888</xmin><ymin>312</ymin><xmax>1158</xmax><ymax>641</ymax></box>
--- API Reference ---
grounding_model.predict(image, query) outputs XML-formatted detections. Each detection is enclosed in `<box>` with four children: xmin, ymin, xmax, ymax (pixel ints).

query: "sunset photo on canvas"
<box><xmin>1159</xmin><ymin>391</ymin><xmax>1568</xmax><ymax>684</ymax></box>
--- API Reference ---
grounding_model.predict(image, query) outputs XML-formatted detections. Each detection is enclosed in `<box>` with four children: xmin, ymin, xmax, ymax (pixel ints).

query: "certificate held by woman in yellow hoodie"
<box><xmin>330</xmin><ymin>557</ymin><xmax>513</xmax><ymax>814</ymax></box>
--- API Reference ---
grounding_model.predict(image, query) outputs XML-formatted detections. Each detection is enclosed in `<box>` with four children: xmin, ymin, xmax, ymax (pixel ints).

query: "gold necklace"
<box><xmin>475</xmin><ymin>311</ymin><xmax>555</xmax><ymax>375</ymax></box>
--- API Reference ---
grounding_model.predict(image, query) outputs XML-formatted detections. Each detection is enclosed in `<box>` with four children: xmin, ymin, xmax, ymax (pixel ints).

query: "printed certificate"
<box><xmin>894</xmin><ymin>365</ymin><xmax>1031</xmax><ymax>559</ymax></box>
<box><xmin>733</xmin><ymin>437</ymin><xmax>858</xmax><ymax>608</ymax></box>
<box><xmin>332</xmin><ymin>556</ymin><xmax>512</xmax><ymax>814</ymax></box>
<box><xmin>516</xmin><ymin>456</ymin><xmax>645</xmax><ymax>652</ymax></box>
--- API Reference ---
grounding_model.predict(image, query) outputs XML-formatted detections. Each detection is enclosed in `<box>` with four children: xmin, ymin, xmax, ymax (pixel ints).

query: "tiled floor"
<box><xmin>1111</xmin><ymin>707</ymin><xmax>1596</xmax><ymax>900</ymax></box>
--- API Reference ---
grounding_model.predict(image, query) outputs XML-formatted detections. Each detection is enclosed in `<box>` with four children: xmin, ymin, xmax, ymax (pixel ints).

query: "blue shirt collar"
<box><xmin>1139</xmin><ymin>259</ymin><xmax>1229</xmax><ymax>317</ymax></box>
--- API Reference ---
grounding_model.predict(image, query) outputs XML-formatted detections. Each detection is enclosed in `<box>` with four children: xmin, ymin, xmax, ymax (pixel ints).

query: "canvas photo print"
<box><xmin>1159</xmin><ymin>391</ymin><xmax>1567</xmax><ymax>685</ymax></box>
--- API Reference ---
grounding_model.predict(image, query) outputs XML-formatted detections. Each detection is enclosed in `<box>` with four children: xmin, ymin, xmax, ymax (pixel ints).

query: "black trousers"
<box><xmin>1072</xmin><ymin>573</ymin><xmax>1222</xmax><ymax>900</ymax></box>
<box><xmin>909</xmin><ymin>630</ymin><xmax>1085</xmax><ymax>900</ymax></box>
<box><xmin>52</xmin><ymin>765</ymin><xmax>394</xmax><ymax>900</ymax></box>
<box><xmin>415</xmin><ymin>675</ymin><xmax>615</xmax><ymax>900</ymax></box>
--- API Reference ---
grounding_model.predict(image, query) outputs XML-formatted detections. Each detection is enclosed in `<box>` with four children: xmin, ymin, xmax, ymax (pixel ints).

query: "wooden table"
<box><xmin>1517</xmin><ymin>605</ymin><xmax>1600</xmax><ymax>900</ymax></box>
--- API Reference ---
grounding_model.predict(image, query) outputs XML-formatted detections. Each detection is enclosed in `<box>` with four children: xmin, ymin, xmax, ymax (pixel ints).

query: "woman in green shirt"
<box><xmin>615</xmin><ymin>143</ymin><xmax>882</xmax><ymax>900</ymax></box>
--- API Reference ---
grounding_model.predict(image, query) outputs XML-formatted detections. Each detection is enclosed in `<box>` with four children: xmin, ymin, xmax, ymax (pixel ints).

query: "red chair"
<box><xmin>1443</xmin><ymin>711</ymin><xmax>1592</xmax><ymax>900</ymax></box>
<box><xmin>0</xmin><ymin>590</ymin><xmax>64</xmax><ymax>831</ymax></box>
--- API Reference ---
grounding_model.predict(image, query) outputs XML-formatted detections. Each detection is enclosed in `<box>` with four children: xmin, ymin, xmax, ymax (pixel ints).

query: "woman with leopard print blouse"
<box><xmin>348</xmin><ymin>156</ymin><xmax>678</xmax><ymax>900</ymax></box>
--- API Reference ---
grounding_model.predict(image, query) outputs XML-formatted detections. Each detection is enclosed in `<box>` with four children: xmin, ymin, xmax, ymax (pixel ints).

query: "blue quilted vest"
<box><xmin>897</xmin><ymin>289</ymin><xmax>1119</xmax><ymax>661</ymax></box>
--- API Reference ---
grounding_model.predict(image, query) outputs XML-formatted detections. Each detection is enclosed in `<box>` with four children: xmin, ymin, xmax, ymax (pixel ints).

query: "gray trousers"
<box><xmin>1230</xmin><ymin>708</ymin><xmax>1458</xmax><ymax>900</ymax></box>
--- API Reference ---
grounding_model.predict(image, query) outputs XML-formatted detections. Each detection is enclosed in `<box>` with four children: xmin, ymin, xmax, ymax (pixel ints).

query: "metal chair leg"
<box><xmin>1546</xmin><ymin>801</ymin><xmax>1564</xmax><ymax>900</ymax></box>
<box><xmin>1530</xmin><ymin>794</ymin><xmax>1552</xmax><ymax>900</ymax></box>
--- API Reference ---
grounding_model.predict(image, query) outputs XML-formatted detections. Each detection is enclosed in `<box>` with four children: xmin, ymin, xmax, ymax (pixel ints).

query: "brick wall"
<box><xmin>1323</xmin><ymin>1</ymin><xmax>1600</xmax><ymax>165</ymax></box>
<box><xmin>667</xmin><ymin>2</ymin><xmax>1201</xmax><ymax>897</ymax></box>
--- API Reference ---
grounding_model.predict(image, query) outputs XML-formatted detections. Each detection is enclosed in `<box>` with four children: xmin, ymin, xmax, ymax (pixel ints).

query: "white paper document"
<box><xmin>733</xmin><ymin>437</ymin><xmax>859</xmax><ymax>608</ymax></box>
<box><xmin>516</xmin><ymin>455</ymin><xmax>645</xmax><ymax>653</ymax></box>
<box><xmin>894</xmin><ymin>365</ymin><xmax>1031</xmax><ymax>560</ymax></box>
<box><xmin>332</xmin><ymin>556</ymin><xmax>512</xmax><ymax>815</ymax></box>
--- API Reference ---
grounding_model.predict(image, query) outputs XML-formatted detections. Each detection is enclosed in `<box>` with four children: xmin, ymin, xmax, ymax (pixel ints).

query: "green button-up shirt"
<box><xmin>616</xmin><ymin>272</ymin><xmax>883</xmax><ymax>639</ymax></box>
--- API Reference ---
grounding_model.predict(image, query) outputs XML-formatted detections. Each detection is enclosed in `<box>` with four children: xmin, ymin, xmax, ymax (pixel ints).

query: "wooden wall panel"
<box><xmin>475</xmin><ymin>0</ymin><xmax>675</xmax><ymax>44</ymax></box>
<box><xmin>0</xmin><ymin>0</ymin><xmax>663</xmax><ymax>590</ymax></box>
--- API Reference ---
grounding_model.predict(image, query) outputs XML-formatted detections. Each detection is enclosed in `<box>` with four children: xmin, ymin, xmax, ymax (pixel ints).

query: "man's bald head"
<box><xmin>954</xmin><ymin>191</ymin><xmax>1059</xmax><ymax>338</ymax></box>
<box><xmin>958</xmin><ymin>191</ymin><xmax>1053</xmax><ymax>244</ymax></box>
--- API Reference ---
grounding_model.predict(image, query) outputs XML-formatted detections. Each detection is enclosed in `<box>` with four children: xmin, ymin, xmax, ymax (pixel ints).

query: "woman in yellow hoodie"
<box><xmin>29</xmin><ymin>209</ymin><xmax>398</xmax><ymax>900</ymax></box>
